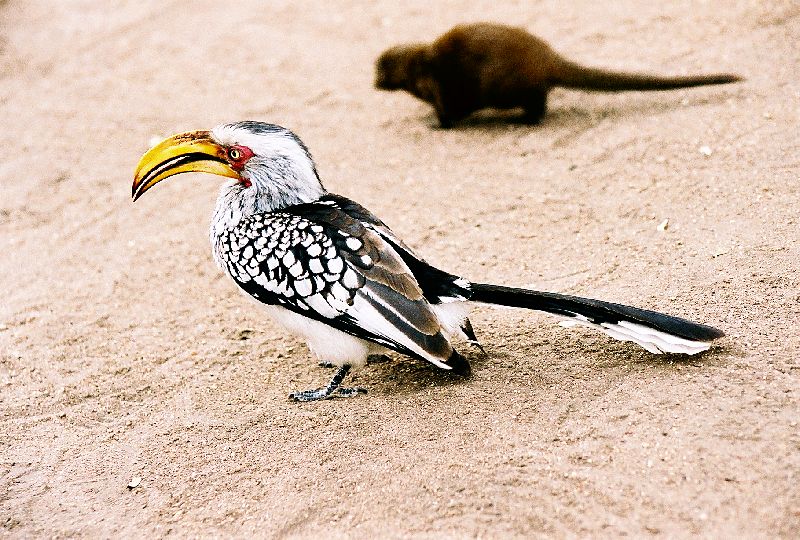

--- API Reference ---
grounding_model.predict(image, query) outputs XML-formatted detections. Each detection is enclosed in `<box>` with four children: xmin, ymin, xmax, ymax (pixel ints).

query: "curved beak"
<box><xmin>132</xmin><ymin>130</ymin><xmax>239</xmax><ymax>201</ymax></box>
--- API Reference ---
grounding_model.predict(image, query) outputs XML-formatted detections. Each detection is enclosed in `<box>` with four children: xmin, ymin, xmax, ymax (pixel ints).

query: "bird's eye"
<box><xmin>228</xmin><ymin>148</ymin><xmax>242</xmax><ymax>161</ymax></box>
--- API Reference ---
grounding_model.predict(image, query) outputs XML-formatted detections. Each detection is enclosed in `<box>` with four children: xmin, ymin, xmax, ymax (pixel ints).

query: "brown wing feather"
<box><xmin>285</xmin><ymin>198</ymin><xmax>466</xmax><ymax>369</ymax></box>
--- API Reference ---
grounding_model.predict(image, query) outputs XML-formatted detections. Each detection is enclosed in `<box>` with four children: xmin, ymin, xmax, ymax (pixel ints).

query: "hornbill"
<box><xmin>132</xmin><ymin>121</ymin><xmax>723</xmax><ymax>401</ymax></box>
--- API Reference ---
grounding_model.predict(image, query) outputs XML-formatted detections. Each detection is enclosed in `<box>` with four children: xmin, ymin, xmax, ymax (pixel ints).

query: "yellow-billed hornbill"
<box><xmin>132</xmin><ymin>121</ymin><xmax>724</xmax><ymax>401</ymax></box>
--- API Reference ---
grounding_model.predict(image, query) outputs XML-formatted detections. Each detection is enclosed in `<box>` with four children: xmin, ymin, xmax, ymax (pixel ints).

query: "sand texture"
<box><xmin>1</xmin><ymin>1</ymin><xmax>798</xmax><ymax>537</ymax></box>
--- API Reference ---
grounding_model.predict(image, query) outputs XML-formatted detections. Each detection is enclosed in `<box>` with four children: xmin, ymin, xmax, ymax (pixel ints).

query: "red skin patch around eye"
<box><xmin>228</xmin><ymin>145</ymin><xmax>254</xmax><ymax>187</ymax></box>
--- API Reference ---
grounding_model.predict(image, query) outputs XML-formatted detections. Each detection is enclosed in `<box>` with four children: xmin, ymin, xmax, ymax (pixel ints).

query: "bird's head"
<box><xmin>132</xmin><ymin>121</ymin><xmax>324</xmax><ymax>213</ymax></box>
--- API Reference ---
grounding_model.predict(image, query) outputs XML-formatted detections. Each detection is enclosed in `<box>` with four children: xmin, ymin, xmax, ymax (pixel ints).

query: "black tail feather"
<box><xmin>468</xmin><ymin>283</ymin><xmax>723</xmax><ymax>342</ymax></box>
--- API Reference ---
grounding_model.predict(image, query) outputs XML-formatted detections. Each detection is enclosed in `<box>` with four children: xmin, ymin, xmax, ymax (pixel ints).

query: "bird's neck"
<box><xmin>209</xmin><ymin>179</ymin><xmax>325</xmax><ymax>242</ymax></box>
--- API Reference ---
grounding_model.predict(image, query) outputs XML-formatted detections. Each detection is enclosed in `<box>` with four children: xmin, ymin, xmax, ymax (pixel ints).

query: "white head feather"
<box><xmin>211</xmin><ymin>121</ymin><xmax>324</xmax><ymax>215</ymax></box>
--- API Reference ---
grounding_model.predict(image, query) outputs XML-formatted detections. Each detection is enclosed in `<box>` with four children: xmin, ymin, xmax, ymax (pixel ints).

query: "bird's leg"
<box><xmin>289</xmin><ymin>365</ymin><xmax>367</xmax><ymax>402</ymax></box>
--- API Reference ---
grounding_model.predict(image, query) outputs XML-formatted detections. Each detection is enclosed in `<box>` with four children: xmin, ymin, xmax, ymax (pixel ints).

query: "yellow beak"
<box><xmin>132</xmin><ymin>130</ymin><xmax>239</xmax><ymax>201</ymax></box>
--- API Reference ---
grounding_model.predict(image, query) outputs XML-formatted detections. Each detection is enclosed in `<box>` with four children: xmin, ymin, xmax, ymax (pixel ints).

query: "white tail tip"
<box><xmin>559</xmin><ymin>319</ymin><xmax>712</xmax><ymax>355</ymax></box>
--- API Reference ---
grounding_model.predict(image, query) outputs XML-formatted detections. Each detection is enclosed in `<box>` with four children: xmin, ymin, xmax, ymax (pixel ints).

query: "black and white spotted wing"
<box><xmin>215</xmin><ymin>197</ymin><xmax>458</xmax><ymax>369</ymax></box>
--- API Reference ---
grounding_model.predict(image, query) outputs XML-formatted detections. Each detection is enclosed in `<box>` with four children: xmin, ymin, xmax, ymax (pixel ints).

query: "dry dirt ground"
<box><xmin>1</xmin><ymin>1</ymin><xmax>799</xmax><ymax>537</ymax></box>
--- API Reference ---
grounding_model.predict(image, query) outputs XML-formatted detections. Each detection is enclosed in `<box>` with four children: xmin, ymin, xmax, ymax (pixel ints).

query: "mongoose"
<box><xmin>375</xmin><ymin>22</ymin><xmax>742</xmax><ymax>127</ymax></box>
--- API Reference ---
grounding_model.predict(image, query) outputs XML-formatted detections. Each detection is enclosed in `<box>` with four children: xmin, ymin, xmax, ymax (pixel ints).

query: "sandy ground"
<box><xmin>1</xmin><ymin>0</ymin><xmax>799</xmax><ymax>537</ymax></box>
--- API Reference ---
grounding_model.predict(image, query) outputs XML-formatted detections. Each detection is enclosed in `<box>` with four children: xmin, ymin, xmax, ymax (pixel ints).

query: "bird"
<box><xmin>132</xmin><ymin>121</ymin><xmax>724</xmax><ymax>401</ymax></box>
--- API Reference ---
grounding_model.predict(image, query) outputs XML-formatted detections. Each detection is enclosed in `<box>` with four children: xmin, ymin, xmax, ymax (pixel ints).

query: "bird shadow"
<box><xmin>319</xmin><ymin>333</ymin><xmax>734</xmax><ymax>400</ymax></box>
<box><xmin>349</xmin><ymin>350</ymin><xmax>486</xmax><ymax>397</ymax></box>
<box><xmin>574</xmin><ymin>337</ymin><xmax>735</xmax><ymax>374</ymax></box>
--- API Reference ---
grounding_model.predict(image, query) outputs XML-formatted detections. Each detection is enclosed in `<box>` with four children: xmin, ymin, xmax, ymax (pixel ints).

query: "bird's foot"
<box><xmin>289</xmin><ymin>386</ymin><xmax>367</xmax><ymax>401</ymax></box>
<box><xmin>289</xmin><ymin>365</ymin><xmax>366</xmax><ymax>402</ymax></box>
<box><xmin>336</xmin><ymin>386</ymin><xmax>368</xmax><ymax>398</ymax></box>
